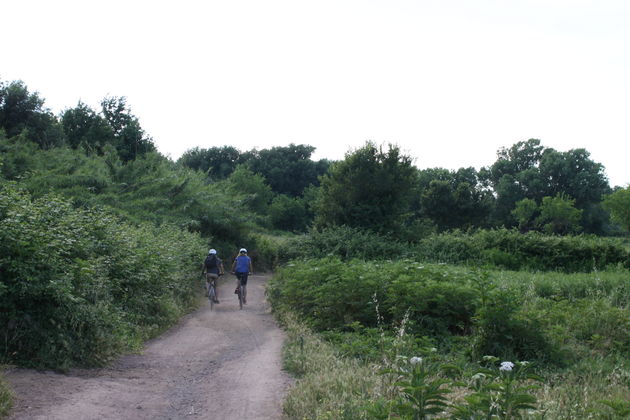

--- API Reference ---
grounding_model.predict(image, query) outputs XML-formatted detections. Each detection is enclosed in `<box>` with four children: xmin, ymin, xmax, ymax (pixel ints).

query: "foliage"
<box><xmin>272</xmin><ymin>261</ymin><xmax>629</xmax><ymax>419</ymax></box>
<box><xmin>391</xmin><ymin>356</ymin><xmax>452</xmax><ymax>419</ymax></box>
<box><xmin>268</xmin><ymin>258</ymin><xmax>482</xmax><ymax>339</ymax></box>
<box><xmin>470</xmin><ymin>289</ymin><xmax>559</xmax><ymax>363</ymax></box>
<box><xmin>281</xmin><ymin>225</ymin><xmax>411</xmax><ymax>262</ymax></box>
<box><xmin>0</xmin><ymin>184</ymin><xmax>206</xmax><ymax>369</ymax></box>
<box><xmin>416</xmin><ymin>167</ymin><xmax>493</xmax><ymax>231</ymax></box>
<box><xmin>278</xmin><ymin>312</ymin><xmax>378</xmax><ymax>419</ymax></box>
<box><xmin>177</xmin><ymin>143</ymin><xmax>330</xmax><ymax>197</ymax></box>
<box><xmin>244</xmin><ymin>143</ymin><xmax>330</xmax><ymax>197</ymax></box>
<box><xmin>60</xmin><ymin>101</ymin><xmax>116</xmax><ymax>154</ymax></box>
<box><xmin>603</xmin><ymin>185</ymin><xmax>630</xmax><ymax>233</ymax></box>
<box><xmin>0</xmin><ymin>80</ymin><xmax>64</xmax><ymax>149</ymax></box>
<box><xmin>483</xmin><ymin>139</ymin><xmax>611</xmax><ymax>233</ymax></box>
<box><xmin>269</xmin><ymin>194</ymin><xmax>309</xmax><ymax>232</ymax></box>
<box><xmin>537</xmin><ymin>194</ymin><xmax>583</xmax><ymax>234</ymax></box>
<box><xmin>414</xmin><ymin>228</ymin><xmax>630</xmax><ymax>272</ymax></box>
<box><xmin>100</xmin><ymin>96</ymin><xmax>156</xmax><ymax>162</ymax></box>
<box><xmin>226</xmin><ymin>165</ymin><xmax>273</xmax><ymax>215</ymax></box>
<box><xmin>0</xmin><ymin>371</ymin><xmax>11</xmax><ymax>419</ymax></box>
<box><xmin>451</xmin><ymin>357</ymin><xmax>542</xmax><ymax>420</ymax></box>
<box><xmin>314</xmin><ymin>142</ymin><xmax>417</xmax><ymax>237</ymax></box>
<box><xmin>177</xmin><ymin>145</ymin><xmax>243</xmax><ymax>180</ymax></box>
<box><xmin>512</xmin><ymin>198</ymin><xmax>538</xmax><ymax>232</ymax></box>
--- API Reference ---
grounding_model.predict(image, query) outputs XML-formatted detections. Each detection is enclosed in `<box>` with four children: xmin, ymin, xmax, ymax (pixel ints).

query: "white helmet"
<box><xmin>239</xmin><ymin>248</ymin><xmax>247</xmax><ymax>253</ymax></box>
<box><xmin>208</xmin><ymin>249</ymin><xmax>217</xmax><ymax>254</ymax></box>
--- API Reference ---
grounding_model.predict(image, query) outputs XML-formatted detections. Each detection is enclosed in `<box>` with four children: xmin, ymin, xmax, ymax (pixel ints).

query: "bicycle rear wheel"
<box><xmin>208</xmin><ymin>284</ymin><xmax>216</xmax><ymax>310</ymax></box>
<box><xmin>237</xmin><ymin>284</ymin><xmax>243</xmax><ymax>310</ymax></box>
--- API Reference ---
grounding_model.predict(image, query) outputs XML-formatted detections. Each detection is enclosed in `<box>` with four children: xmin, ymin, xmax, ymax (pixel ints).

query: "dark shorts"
<box><xmin>235</xmin><ymin>272</ymin><xmax>248</xmax><ymax>285</ymax></box>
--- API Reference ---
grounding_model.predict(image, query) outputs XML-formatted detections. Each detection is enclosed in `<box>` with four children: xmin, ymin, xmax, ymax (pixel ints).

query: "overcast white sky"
<box><xmin>2</xmin><ymin>0</ymin><xmax>629</xmax><ymax>186</ymax></box>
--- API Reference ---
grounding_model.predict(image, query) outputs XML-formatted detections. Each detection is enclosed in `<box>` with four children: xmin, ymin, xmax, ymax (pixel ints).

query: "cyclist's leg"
<box><xmin>240</xmin><ymin>273</ymin><xmax>248</xmax><ymax>303</ymax></box>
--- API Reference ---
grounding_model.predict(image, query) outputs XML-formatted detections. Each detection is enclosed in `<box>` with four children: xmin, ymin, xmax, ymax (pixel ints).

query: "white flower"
<box><xmin>499</xmin><ymin>361</ymin><xmax>515</xmax><ymax>372</ymax></box>
<box><xmin>410</xmin><ymin>356</ymin><xmax>423</xmax><ymax>365</ymax></box>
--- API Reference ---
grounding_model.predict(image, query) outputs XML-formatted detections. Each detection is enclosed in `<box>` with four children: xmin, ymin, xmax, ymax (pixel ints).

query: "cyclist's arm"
<box><xmin>230</xmin><ymin>259</ymin><xmax>236</xmax><ymax>273</ymax></box>
<box><xmin>219</xmin><ymin>262</ymin><xmax>225</xmax><ymax>275</ymax></box>
<box><xmin>248</xmin><ymin>260</ymin><xmax>253</xmax><ymax>274</ymax></box>
<box><xmin>201</xmin><ymin>262</ymin><xmax>206</xmax><ymax>276</ymax></box>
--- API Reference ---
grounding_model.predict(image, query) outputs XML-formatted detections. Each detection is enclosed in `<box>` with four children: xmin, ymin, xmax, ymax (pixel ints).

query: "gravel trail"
<box><xmin>5</xmin><ymin>274</ymin><xmax>291</xmax><ymax>420</ymax></box>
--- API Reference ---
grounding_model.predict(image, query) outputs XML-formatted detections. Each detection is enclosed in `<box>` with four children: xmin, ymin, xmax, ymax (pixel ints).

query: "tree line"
<box><xmin>1</xmin><ymin>77</ymin><xmax>629</xmax><ymax>238</ymax></box>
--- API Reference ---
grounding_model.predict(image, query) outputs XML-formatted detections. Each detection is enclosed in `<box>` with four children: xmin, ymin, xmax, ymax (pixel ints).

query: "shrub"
<box><xmin>268</xmin><ymin>258</ymin><xmax>481</xmax><ymax>338</ymax></box>
<box><xmin>281</xmin><ymin>225</ymin><xmax>411</xmax><ymax>262</ymax></box>
<box><xmin>0</xmin><ymin>184</ymin><xmax>205</xmax><ymax>369</ymax></box>
<box><xmin>470</xmin><ymin>289</ymin><xmax>560</xmax><ymax>363</ymax></box>
<box><xmin>416</xmin><ymin>229</ymin><xmax>630</xmax><ymax>272</ymax></box>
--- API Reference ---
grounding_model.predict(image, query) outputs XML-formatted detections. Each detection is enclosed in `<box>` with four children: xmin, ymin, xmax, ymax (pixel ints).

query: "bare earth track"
<box><xmin>5</xmin><ymin>274</ymin><xmax>291</xmax><ymax>420</ymax></box>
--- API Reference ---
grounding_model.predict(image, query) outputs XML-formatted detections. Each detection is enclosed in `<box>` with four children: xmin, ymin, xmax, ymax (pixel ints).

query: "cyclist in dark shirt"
<box><xmin>202</xmin><ymin>249</ymin><xmax>225</xmax><ymax>303</ymax></box>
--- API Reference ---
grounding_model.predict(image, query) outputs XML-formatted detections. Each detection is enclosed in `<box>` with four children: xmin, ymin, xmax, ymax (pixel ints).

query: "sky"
<box><xmin>2</xmin><ymin>0</ymin><xmax>629</xmax><ymax>186</ymax></box>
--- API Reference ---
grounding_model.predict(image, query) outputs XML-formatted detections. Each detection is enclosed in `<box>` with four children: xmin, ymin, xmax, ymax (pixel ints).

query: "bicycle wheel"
<box><xmin>208</xmin><ymin>284</ymin><xmax>215</xmax><ymax>310</ymax></box>
<box><xmin>238</xmin><ymin>284</ymin><xmax>243</xmax><ymax>310</ymax></box>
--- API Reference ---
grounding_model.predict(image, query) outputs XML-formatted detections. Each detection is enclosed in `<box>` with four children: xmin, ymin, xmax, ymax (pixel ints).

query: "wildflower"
<box><xmin>410</xmin><ymin>356</ymin><xmax>423</xmax><ymax>365</ymax></box>
<box><xmin>499</xmin><ymin>361</ymin><xmax>514</xmax><ymax>372</ymax></box>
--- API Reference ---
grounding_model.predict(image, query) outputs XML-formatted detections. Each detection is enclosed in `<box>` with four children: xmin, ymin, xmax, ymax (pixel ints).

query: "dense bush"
<box><xmin>268</xmin><ymin>258</ymin><xmax>482</xmax><ymax>337</ymax></box>
<box><xmin>415</xmin><ymin>228</ymin><xmax>630</xmax><ymax>272</ymax></box>
<box><xmin>0</xmin><ymin>184</ymin><xmax>205</xmax><ymax>369</ymax></box>
<box><xmin>269</xmin><ymin>258</ymin><xmax>629</xmax><ymax>364</ymax></box>
<box><xmin>279</xmin><ymin>226</ymin><xmax>411</xmax><ymax>262</ymax></box>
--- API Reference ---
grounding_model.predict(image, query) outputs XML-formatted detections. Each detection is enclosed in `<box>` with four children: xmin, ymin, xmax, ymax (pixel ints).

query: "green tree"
<box><xmin>602</xmin><ymin>186</ymin><xmax>630</xmax><ymax>232</ymax></box>
<box><xmin>511</xmin><ymin>198</ymin><xmax>539</xmax><ymax>232</ymax></box>
<box><xmin>100</xmin><ymin>96</ymin><xmax>155</xmax><ymax>161</ymax></box>
<box><xmin>244</xmin><ymin>144</ymin><xmax>330</xmax><ymax>196</ymax></box>
<box><xmin>537</xmin><ymin>194</ymin><xmax>583</xmax><ymax>235</ymax></box>
<box><xmin>418</xmin><ymin>167</ymin><xmax>492</xmax><ymax>231</ymax></box>
<box><xmin>227</xmin><ymin>165</ymin><xmax>273</xmax><ymax>214</ymax></box>
<box><xmin>178</xmin><ymin>146</ymin><xmax>242</xmax><ymax>179</ymax></box>
<box><xmin>484</xmin><ymin>139</ymin><xmax>610</xmax><ymax>232</ymax></box>
<box><xmin>0</xmin><ymin>79</ymin><xmax>64</xmax><ymax>148</ymax></box>
<box><xmin>61</xmin><ymin>102</ymin><xmax>115</xmax><ymax>153</ymax></box>
<box><xmin>269</xmin><ymin>194</ymin><xmax>309</xmax><ymax>232</ymax></box>
<box><xmin>314</xmin><ymin>142</ymin><xmax>416</xmax><ymax>236</ymax></box>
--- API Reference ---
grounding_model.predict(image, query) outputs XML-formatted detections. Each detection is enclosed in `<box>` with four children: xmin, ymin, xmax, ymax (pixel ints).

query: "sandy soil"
<box><xmin>5</xmin><ymin>274</ymin><xmax>292</xmax><ymax>420</ymax></box>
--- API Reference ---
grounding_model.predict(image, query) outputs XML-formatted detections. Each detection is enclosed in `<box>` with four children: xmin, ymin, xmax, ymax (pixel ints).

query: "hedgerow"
<box><xmin>277</xmin><ymin>226</ymin><xmax>629</xmax><ymax>273</ymax></box>
<box><xmin>415</xmin><ymin>229</ymin><xmax>630</xmax><ymax>272</ymax></box>
<box><xmin>0</xmin><ymin>183</ymin><xmax>205</xmax><ymax>369</ymax></box>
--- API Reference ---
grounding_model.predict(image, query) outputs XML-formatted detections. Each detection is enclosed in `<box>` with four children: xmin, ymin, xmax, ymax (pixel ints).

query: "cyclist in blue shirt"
<box><xmin>231</xmin><ymin>248</ymin><xmax>253</xmax><ymax>304</ymax></box>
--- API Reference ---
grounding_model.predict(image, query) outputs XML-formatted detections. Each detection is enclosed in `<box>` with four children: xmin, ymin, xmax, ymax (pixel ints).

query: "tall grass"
<box><xmin>279</xmin><ymin>312</ymin><xmax>380</xmax><ymax>420</ymax></box>
<box><xmin>271</xmin><ymin>258</ymin><xmax>630</xmax><ymax>419</ymax></box>
<box><xmin>0</xmin><ymin>371</ymin><xmax>11</xmax><ymax>419</ymax></box>
<box><xmin>277</xmin><ymin>310</ymin><xmax>630</xmax><ymax>419</ymax></box>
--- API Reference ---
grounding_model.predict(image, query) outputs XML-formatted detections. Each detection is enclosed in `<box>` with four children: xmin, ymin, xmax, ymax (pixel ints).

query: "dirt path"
<box><xmin>5</xmin><ymin>274</ymin><xmax>292</xmax><ymax>420</ymax></box>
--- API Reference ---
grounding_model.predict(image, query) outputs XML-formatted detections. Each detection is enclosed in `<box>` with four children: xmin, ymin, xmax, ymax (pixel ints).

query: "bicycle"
<box><xmin>208</xmin><ymin>278</ymin><xmax>217</xmax><ymax>310</ymax></box>
<box><xmin>233</xmin><ymin>272</ymin><xmax>248</xmax><ymax>310</ymax></box>
<box><xmin>236</xmin><ymin>282</ymin><xmax>244</xmax><ymax>310</ymax></box>
<box><xmin>205</xmin><ymin>273</ymin><xmax>222</xmax><ymax>311</ymax></box>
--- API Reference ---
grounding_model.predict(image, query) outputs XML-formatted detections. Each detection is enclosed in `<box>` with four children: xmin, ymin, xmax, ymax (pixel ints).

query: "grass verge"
<box><xmin>0</xmin><ymin>370</ymin><xmax>13</xmax><ymax>419</ymax></box>
<box><xmin>277</xmin><ymin>309</ymin><xmax>630</xmax><ymax>419</ymax></box>
<box><xmin>279</xmin><ymin>311</ymin><xmax>381</xmax><ymax>420</ymax></box>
